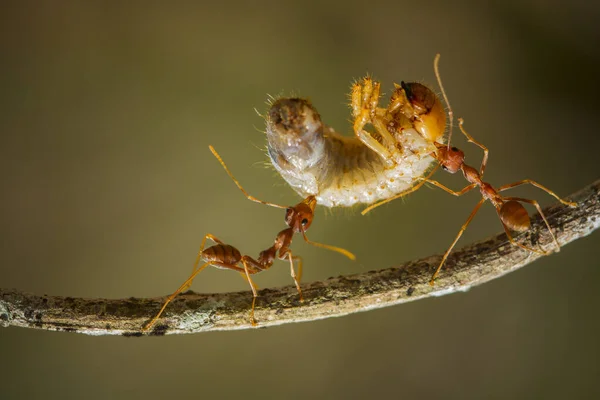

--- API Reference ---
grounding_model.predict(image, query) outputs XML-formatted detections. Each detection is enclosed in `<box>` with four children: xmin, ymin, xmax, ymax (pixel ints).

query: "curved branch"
<box><xmin>1</xmin><ymin>180</ymin><xmax>599</xmax><ymax>336</ymax></box>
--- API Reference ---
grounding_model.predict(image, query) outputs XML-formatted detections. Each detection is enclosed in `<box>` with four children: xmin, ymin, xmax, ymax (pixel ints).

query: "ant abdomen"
<box><xmin>499</xmin><ymin>201</ymin><xmax>531</xmax><ymax>232</ymax></box>
<box><xmin>202</xmin><ymin>244</ymin><xmax>242</xmax><ymax>265</ymax></box>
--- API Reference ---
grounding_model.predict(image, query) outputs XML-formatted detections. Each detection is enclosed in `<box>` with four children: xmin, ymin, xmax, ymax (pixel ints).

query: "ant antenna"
<box><xmin>433</xmin><ymin>54</ymin><xmax>454</xmax><ymax>150</ymax></box>
<box><xmin>301</xmin><ymin>231</ymin><xmax>356</xmax><ymax>260</ymax></box>
<box><xmin>209</xmin><ymin>145</ymin><xmax>287</xmax><ymax>209</ymax></box>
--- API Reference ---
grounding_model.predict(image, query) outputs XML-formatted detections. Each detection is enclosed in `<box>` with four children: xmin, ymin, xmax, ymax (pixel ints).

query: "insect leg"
<box><xmin>351</xmin><ymin>78</ymin><xmax>394</xmax><ymax>164</ymax></box>
<box><xmin>209</xmin><ymin>145</ymin><xmax>287</xmax><ymax>209</ymax></box>
<box><xmin>361</xmin><ymin>165</ymin><xmax>441</xmax><ymax>215</ymax></box>
<box><xmin>143</xmin><ymin>262</ymin><xmax>211</xmax><ymax>331</ymax></box>
<box><xmin>241</xmin><ymin>257</ymin><xmax>261</xmax><ymax>326</ymax></box>
<box><xmin>457</xmin><ymin>118</ymin><xmax>488</xmax><ymax>177</ymax></box>
<box><xmin>430</xmin><ymin>198</ymin><xmax>486</xmax><ymax>285</ymax></box>
<box><xmin>498</xmin><ymin>179</ymin><xmax>577</xmax><ymax>207</ymax></box>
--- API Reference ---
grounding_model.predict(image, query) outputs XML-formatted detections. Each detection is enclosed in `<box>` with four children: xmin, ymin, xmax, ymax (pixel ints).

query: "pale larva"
<box><xmin>265</xmin><ymin>78</ymin><xmax>445</xmax><ymax>208</ymax></box>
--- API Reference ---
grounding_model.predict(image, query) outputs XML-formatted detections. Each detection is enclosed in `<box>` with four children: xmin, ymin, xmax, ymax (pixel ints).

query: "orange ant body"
<box><xmin>143</xmin><ymin>220</ymin><xmax>312</xmax><ymax>330</ymax></box>
<box><xmin>362</xmin><ymin>54</ymin><xmax>577</xmax><ymax>285</ymax></box>
<box><xmin>143</xmin><ymin>234</ymin><xmax>267</xmax><ymax>330</ymax></box>
<box><xmin>143</xmin><ymin>147</ymin><xmax>355</xmax><ymax>330</ymax></box>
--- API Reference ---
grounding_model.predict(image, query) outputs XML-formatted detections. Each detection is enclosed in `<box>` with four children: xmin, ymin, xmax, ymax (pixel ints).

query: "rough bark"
<box><xmin>1</xmin><ymin>180</ymin><xmax>598</xmax><ymax>336</ymax></box>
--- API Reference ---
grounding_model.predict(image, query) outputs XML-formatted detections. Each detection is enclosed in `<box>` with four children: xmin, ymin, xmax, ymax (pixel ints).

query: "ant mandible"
<box><xmin>362</xmin><ymin>54</ymin><xmax>577</xmax><ymax>285</ymax></box>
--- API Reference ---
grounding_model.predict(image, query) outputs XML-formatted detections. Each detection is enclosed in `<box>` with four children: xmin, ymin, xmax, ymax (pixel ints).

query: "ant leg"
<box><xmin>301</xmin><ymin>230</ymin><xmax>356</xmax><ymax>260</ymax></box>
<box><xmin>420</xmin><ymin>179</ymin><xmax>478</xmax><ymax>197</ymax></box>
<box><xmin>361</xmin><ymin>165</ymin><xmax>441</xmax><ymax>215</ymax></box>
<box><xmin>143</xmin><ymin>262</ymin><xmax>211</xmax><ymax>331</ymax></box>
<box><xmin>351</xmin><ymin>78</ymin><xmax>394</xmax><ymax>164</ymax></box>
<box><xmin>430</xmin><ymin>198</ymin><xmax>486</xmax><ymax>286</ymax></box>
<box><xmin>286</xmin><ymin>252</ymin><xmax>304</xmax><ymax>301</ymax></box>
<box><xmin>191</xmin><ymin>234</ymin><xmax>223</xmax><ymax>273</ymax></box>
<box><xmin>201</xmin><ymin>233</ymin><xmax>224</xmax><ymax>246</ymax></box>
<box><xmin>209</xmin><ymin>145</ymin><xmax>287</xmax><ymax>209</ymax></box>
<box><xmin>503</xmin><ymin>196</ymin><xmax>559</xmax><ymax>253</ymax></box>
<box><xmin>238</xmin><ymin>272</ymin><xmax>260</xmax><ymax>290</ymax></box>
<box><xmin>184</xmin><ymin>233</ymin><xmax>223</xmax><ymax>291</ymax></box>
<box><xmin>293</xmin><ymin>255</ymin><xmax>303</xmax><ymax>282</ymax></box>
<box><xmin>241</xmin><ymin>257</ymin><xmax>260</xmax><ymax>326</ymax></box>
<box><xmin>183</xmin><ymin>233</ymin><xmax>224</xmax><ymax>290</ymax></box>
<box><xmin>457</xmin><ymin>118</ymin><xmax>488</xmax><ymax>177</ymax></box>
<box><xmin>497</xmin><ymin>179</ymin><xmax>577</xmax><ymax>207</ymax></box>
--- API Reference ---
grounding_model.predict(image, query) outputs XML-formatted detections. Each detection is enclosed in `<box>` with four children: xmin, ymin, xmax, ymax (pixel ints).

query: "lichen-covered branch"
<box><xmin>1</xmin><ymin>180</ymin><xmax>599</xmax><ymax>336</ymax></box>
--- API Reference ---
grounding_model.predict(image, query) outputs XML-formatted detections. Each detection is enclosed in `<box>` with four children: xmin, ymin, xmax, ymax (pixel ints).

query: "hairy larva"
<box><xmin>265</xmin><ymin>79</ymin><xmax>444</xmax><ymax>208</ymax></box>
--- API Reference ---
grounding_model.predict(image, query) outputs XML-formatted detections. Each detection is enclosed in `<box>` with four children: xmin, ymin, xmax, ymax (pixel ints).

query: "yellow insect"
<box><xmin>265</xmin><ymin>75</ymin><xmax>444</xmax><ymax>207</ymax></box>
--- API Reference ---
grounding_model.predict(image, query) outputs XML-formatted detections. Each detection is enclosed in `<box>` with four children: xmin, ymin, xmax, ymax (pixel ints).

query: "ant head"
<box><xmin>399</xmin><ymin>82</ymin><xmax>446</xmax><ymax>144</ymax></box>
<box><xmin>436</xmin><ymin>143</ymin><xmax>464</xmax><ymax>174</ymax></box>
<box><xmin>285</xmin><ymin>196</ymin><xmax>316</xmax><ymax>233</ymax></box>
<box><xmin>499</xmin><ymin>200</ymin><xmax>530</xmax><ymax>232</ymax></box>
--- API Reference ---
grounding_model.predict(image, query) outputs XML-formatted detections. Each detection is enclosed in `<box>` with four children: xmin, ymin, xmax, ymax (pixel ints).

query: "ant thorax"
<box><xmin>266</xmin><ymin>97</ymin><xmax>438</xmax><ymax>207</ymax></box>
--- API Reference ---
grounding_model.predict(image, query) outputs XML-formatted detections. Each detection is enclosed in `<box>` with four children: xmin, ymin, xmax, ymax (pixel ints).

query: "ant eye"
<box><xmin>301</xmin><ymin>218</ymin><xmax>309</xmax><ymax>226</ymax></box>
<box><xmin>451</xmin><ymin>147</ymin><xmax>459</xmax><ymax>152</ymax></box>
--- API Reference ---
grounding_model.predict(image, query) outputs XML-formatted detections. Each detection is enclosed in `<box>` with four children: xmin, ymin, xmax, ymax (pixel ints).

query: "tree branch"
<box><xmin>1</xmin><ymin>180</ymin><xmax>599</xmax><ymax>336</ymax></box>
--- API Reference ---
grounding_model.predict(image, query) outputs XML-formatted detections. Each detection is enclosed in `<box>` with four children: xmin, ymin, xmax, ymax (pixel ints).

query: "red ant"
<box><xmin>143</xmin><ymin>234</ymin><xmax>264</xmax><ymax>330</ymax></box>
<box><xmin>208</xmin><ymin>146</ymin><xmax>354</xmax><ymax>320</ymax></box>
<box><xmin>143</xmin><ymin>225</ymin><xmax>317</xmax><ymax>330</ymax></box>
<box><xmin>362</xmin><ymin>54</ymin><xmax>577</xmax><ymax>285</ymax></box>
<box><xmin>143</xmin><ymin>146</ymin><xmax>355</xmax><ymax>330</ymax></box>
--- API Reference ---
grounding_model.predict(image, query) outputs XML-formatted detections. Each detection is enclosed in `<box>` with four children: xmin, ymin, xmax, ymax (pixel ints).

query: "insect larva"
<box><xmin>265</xmin><ymin>79</ymin><xmax>444</xmax><ymax>207</ymax></box>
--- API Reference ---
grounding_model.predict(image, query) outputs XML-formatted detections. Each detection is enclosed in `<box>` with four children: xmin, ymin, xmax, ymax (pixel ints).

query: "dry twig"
<box><xmin>1</xmin><ymin>180</ymin><xmax>598</xmax><ymax>336</ymax></box>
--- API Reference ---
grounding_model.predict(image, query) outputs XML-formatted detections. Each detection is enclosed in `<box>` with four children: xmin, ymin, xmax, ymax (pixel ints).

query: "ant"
<box><xmin>210</xmin><ymin>146</ymin><xmax>355</xmax><ymax>307</ymax></box>
<box><xmin>143</xmin><ymin>234</ymin><xmax>269</xmax><ymax>330</ymax></box>
<box><xmin>361</xmin><ymin>54</ymin><xmax>577</xmax><ymax>285</ymax></box>
<box><xmin>143</xmin><ymin>146</ymin><xmax>355</xmax><ymax>331</ymax></box>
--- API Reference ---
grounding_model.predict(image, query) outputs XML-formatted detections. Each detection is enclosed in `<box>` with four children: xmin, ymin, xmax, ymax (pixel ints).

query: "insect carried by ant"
<box><xmin>142</xmin><ymin>146</ymin><xmax>356</xmax><ymax>331</ymax></box>
<box><xmin>360</xmin><ymin>54</ymin><xmax>577</xmax><ymax>285</ymax></box>
<box><xmin>265</xmin><ymin>88</ymin><xmax>440</xmax><ymax>207</ymax></box>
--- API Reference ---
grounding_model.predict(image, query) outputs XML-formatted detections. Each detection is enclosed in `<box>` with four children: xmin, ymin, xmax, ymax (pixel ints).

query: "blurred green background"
<box><xmin>1</xmin><ymin>1</ymin><xmax>599</xmax><ymax>398</ymax></box>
